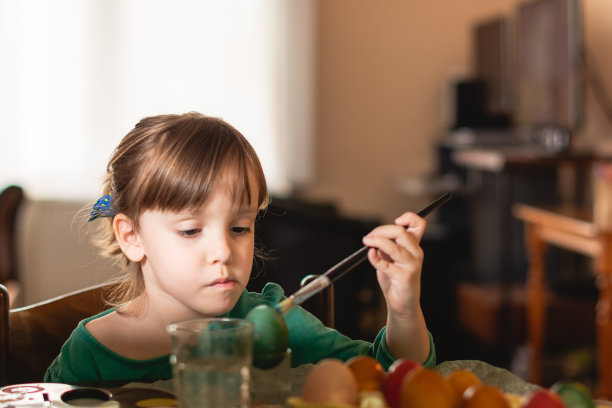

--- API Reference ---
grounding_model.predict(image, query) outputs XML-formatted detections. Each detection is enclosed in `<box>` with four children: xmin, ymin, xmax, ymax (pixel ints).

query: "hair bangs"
<box><xmin>135</xmin><ymin>119</ymin><xmax>268</xmax><ymax>215</ymax></box>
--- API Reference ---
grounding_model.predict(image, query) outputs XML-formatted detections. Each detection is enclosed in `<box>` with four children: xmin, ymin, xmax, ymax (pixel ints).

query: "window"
<box><xmin>0</xmin><ymin>0</ymin><xmax>315</xmax><ymax>199</ymax></box>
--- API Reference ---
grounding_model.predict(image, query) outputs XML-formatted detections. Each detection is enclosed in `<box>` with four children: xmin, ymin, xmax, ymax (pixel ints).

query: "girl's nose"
<box><xmin>207</xmin><ymin>232</ymin><xmax>233</xmax><ymax>264</ymax></box>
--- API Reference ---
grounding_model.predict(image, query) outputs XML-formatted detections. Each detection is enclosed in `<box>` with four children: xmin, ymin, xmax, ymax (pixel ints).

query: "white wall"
<box><xmin>302</xmin><ymin>0</ymin><xmax>612</xmax><ymax>222</ymax></box>
<box><xmin>15</xmin><ymin>199</ymin><xmax>117</xmax><ymax>306</ymax></box>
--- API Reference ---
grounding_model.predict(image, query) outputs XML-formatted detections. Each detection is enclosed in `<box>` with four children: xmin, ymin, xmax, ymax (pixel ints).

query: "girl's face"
<box><xmin>134</xmin><ymin>186</ymin><xmax>258</xmax><ymax>319</ymax></box>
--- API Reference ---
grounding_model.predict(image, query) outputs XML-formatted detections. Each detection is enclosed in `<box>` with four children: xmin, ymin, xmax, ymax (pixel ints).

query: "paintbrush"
<box><xmin>275</xmin><ymin>192</ymin><xmax>453</xmax><ymax>315</ymax></box>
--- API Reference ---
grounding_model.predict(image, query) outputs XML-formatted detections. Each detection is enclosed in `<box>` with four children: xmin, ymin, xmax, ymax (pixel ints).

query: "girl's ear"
<box><xmin>113</xmin><ymin>213</ymin><xmax>145</xmax><ymax>262</ymax></box>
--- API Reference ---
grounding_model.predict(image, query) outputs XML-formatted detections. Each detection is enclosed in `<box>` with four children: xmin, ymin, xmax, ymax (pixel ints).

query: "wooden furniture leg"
<box><xmin>596</xmin><ymin>233</ymin><xmax>612</xmax><ymax>399</ymax></box>
<box><xmin>524</xmin><ymin>223</ymin><xmax>546</xmax><ymax>385</ymax></box>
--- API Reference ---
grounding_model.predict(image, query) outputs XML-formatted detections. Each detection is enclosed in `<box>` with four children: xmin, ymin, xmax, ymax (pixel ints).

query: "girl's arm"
<box><xmin>362</xmin><ymin>212</ymin><xmax>431</xmax><ymax>363</ymax></box>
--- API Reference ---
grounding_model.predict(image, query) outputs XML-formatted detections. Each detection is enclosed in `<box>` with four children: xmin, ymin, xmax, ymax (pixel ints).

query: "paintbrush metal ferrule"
<box><xmin>275</xmin><ymin>297</ymin><xmax>295</xmax><ymax>314</ymax></box>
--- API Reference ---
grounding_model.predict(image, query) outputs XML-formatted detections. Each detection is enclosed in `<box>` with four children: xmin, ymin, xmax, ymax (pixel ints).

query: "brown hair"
<box><xmin>93</xmin><ymin>112</ymin><xmax>269</xmax><ymax>306</ymax></box>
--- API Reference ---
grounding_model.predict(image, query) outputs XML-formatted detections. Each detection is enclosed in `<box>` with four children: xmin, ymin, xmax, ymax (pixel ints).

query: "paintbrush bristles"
<box><xmin>275</xmin><ymin>297</ymin><xmax>295</xmax><ymax>315</ymax></box>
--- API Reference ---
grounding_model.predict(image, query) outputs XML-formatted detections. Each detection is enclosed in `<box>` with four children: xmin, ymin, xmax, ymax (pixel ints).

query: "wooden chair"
<box><xmin>0</xmin><ymin>284</ymin><xmax>8</xmax><ymax>385</ymax></box>
<box><xmin>0</xmin><ymin>185</ymin><xmax>25</xmax><ymax>306</ymax></box>
<box><xmin>300</xmin><ymin>274</ymin><xmax>334</xmax><ymax>329</ymax></box>
<box><xmin>0</xmin><ymin>277</ymin><xmax>334</xmax><ymax>386</ymax></box>
<box><xmin>0</xmin><ymin>282</ymin><xmax>112</xmax><ymax>385</ymax></box>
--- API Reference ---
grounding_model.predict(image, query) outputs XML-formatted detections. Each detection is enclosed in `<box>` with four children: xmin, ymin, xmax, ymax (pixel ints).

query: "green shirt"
<box><xmin>44</xmin><ymin>283</ymin><xmax>436</xmax><ymax>384</ymax></box>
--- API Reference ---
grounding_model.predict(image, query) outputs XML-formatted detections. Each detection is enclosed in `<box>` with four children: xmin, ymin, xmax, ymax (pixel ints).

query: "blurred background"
<box><xmin>1</xmin><ymin>0</ymin><xmax>611</xmax><ymax>392</ymax></box>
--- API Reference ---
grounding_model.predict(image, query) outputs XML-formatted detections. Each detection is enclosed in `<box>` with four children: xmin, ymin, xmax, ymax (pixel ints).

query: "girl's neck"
<box><xmin>120</xmin><ymin>292</ymin><xmax>216</xmax><ymax>328</ymax></box>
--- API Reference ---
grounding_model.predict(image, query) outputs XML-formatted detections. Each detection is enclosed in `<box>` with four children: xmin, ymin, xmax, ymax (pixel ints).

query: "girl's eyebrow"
<box><xmin>166</xmin><ymin>212</ymin><xmax>199</xmax><ymax>223</ymax></box>
<box><xmin>234</xmin><ymin>208</ymin><xmax>258</xmax><ymax>218</ymax></box>
<box><xmin>168</xmin><ymin>206</ymin><xmax>258</xmax><ymax>220</ymax></box>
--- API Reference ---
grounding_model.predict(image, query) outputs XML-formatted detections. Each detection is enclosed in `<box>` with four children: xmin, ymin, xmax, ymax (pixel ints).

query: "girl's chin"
<box><xmin>205</xmin><ymin>306</ymin><xmax>235</xmax><ymax>317</ymax></box>
<box><xmin>201</xmin><ymin>292</ymin><xmax>242</xmax><ymax>316</ymax></box>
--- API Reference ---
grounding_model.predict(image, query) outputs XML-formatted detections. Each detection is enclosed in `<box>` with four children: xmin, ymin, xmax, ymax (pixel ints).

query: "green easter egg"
<box><xmin>550</xmin><ymin>380</ymin><xmax>595</xmax><ymax>408</ymax></box>
<box><xmin>245</xmin><ymin>304</ymin><xmax>289</xmax><ymax>369</ymax></box>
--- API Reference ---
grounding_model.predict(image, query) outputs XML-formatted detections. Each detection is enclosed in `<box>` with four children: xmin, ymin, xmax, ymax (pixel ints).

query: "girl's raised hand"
<box><xmin>362</xmin><ymin>212</ymin><xmax>426</xmax><ymax>317</ymax></box>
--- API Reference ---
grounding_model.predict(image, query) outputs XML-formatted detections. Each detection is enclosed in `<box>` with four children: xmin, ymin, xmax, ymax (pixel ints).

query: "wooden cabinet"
<box><xmin>449</xmin><ymin>145</ymin><xmax>593</xmax><ymax>284</ymax></box>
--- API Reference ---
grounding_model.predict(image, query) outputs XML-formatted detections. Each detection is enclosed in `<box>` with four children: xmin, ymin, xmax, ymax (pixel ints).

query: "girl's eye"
<box><xmin>231</xmin><ymin>226</ymin><xmax>251</xmax><ymax>235</ymax></box>
<box><xmin>179</xmin><ymin>228</ymin><xmax>201</xmax><ymax>237</ymax></box>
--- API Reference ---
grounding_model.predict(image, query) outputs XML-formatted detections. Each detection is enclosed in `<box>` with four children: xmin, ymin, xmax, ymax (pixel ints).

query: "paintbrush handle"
<box><xmin>287</xmin><ymin>192</ymin><xmax>453</xmax><ymax>307</ymax></box>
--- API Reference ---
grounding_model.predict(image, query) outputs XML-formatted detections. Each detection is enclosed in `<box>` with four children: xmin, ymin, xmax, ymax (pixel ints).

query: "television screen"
<box><xmin>516</xmin><ymin>0</ymin><xmax>582</xmax><ymax>131</ymax></box>
<box><xmin>474</xmin><ymin>17</ymin><xmax>510</xmax><ymax>119</ymax></box>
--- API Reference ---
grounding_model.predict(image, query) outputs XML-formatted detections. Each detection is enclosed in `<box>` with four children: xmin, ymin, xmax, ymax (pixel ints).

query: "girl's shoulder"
<box><xmin>84</xmin><ymin>308</ymin><xmax>129</xmax><ymax>354</ymax></box>
<box><xmin>85</xmin><ymin>307</ymin><xmax>170</xmax><ymax>360</ymax></box>
<box><xmin>80</xmin><ymin>307</ymin><xmax>116</xmax><ymax>339</ymax></box>
<box><xmin>84</xmin><ymin>307</ymin><xmax>120</xmax><ymax>334</ymax></box>
<box><xmin>228</xmin><ymin>282</ymin><xmax>286</xmax><ymax>317</ymax></box>
<box><xmin>257</xmin><ymin>282</ymin><xmax>286</xmax><ymax>304</ymax></box>
<box><xmin>46</xmin><ymin>308</ymin><xmax>171</xmax><ymax>384</ymax></box>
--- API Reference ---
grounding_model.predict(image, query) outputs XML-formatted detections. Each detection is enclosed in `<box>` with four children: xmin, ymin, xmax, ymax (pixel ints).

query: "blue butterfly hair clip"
<box><xmin>88</xmin><ymin>192</ymin><xmax>116</xmax><ymax>222</ymax></box>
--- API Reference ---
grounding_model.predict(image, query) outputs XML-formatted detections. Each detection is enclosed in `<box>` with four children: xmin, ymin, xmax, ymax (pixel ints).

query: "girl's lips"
<box><xmin>208</xmin><ymin>279</ymin><xmax>237</xmax><ymax>289</ymax></box>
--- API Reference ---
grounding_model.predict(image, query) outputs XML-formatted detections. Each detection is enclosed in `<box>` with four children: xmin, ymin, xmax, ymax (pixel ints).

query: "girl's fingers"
<box><xmin>394</xmin><ymin>212</ymin><xmax>427</xmax><ymax>241</ymax></box>
<box><xmin>364</xmin><ymin>242</ymin><xmax>422</xmax><ymax>275</ymax></box>
<box><xmin>363</xmin><ymin>225</ymin><xmax>422</xmax><ymax>262</ymax></box>
<box><xmin>361</xmin><ymin>212</ymin><xmax>426</xmax><ymax>273</ymax></box>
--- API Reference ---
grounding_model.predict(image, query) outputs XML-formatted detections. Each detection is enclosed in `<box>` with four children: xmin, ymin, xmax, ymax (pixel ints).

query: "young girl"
<box><xmin>44</xmin><ymin>112</ymin><xmax>436</xmax><ymax>385</ymax></box>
